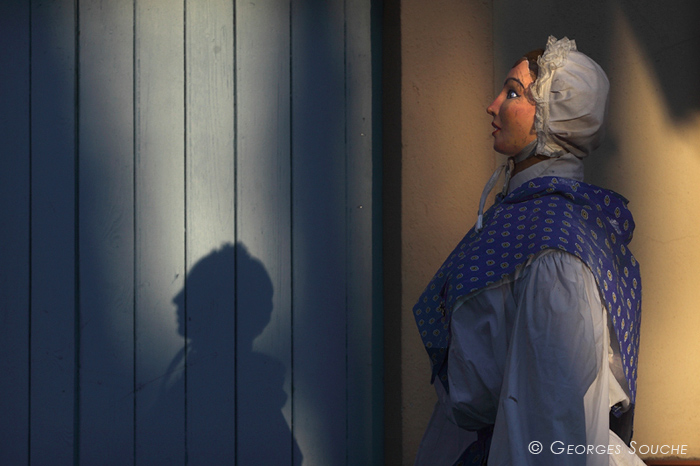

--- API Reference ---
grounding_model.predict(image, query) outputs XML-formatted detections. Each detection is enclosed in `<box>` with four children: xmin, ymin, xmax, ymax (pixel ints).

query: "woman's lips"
<box><xmin>491</xmin><ymin>123</ymin><xmax>500</xmax><ymax>136</ymax></box>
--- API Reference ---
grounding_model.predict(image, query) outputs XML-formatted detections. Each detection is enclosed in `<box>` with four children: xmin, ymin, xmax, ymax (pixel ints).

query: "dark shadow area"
<box><xmin>142</xmin><ymin>242</ymin><xmax>300</xmax><ymax>465</ymax></box>
<box><xmin>290</xmin><ymin>1</ymin><xmax>350</xmax><ymax>464</ymax></box>
<box><xmin>381</xmin><ymin>0</ymin><xmax>403</xmax><ymax>463</ymax></box>
<box><xmin>618</xmin><ymin>0</ymin><xmax>700</xmax><ymax>121</ymax></box>
<box><xmin>0</xmin><ymin>2</ymin><xmax>31</xmax><ymax>463</ymax></box>
<box><xmin>371</xmin><ymin>0</ymin><xmax>386</xmax><ymax>462</ymax></box>
<box><xmin>234</xmin><ymin>243</ymin><xmax>301</xmax><ymax>465</ymax></box>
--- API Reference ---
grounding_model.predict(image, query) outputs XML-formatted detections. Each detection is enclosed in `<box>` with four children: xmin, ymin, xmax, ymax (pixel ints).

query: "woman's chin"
<box><xmin>493</xmin><ymin>146</ymin><xmax>511</xmax><ymax>156</ymax></box>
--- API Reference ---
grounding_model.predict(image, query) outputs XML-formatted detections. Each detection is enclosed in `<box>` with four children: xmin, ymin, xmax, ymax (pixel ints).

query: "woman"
<box><xmin>413</xmin><ymin>37</ymin><xmax>643</xmax><ymax>465</ymax></box>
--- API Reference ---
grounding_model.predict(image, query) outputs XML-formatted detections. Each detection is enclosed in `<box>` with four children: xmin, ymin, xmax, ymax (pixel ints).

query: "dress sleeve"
<box><xmin>488</xmin><ymin>250</ymin><xmax>609</xmax><ymax>466</ymax></box>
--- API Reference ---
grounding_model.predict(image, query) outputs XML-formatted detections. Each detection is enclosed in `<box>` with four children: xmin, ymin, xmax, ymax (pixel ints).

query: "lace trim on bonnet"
<box><xmin>530</xmin><ymin>36</ymin><xmax>576</xmax><ymax>158</ymax></box>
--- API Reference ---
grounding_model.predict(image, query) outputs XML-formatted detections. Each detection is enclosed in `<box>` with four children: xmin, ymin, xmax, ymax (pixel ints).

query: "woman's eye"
<box><xmin>506</xmin><ymin>90</ymin><xmax>518</xmax><ymax>99</ymax></box>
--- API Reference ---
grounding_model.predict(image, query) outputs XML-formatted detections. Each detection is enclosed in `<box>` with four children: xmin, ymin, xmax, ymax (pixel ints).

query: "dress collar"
<box><xmin>508</xmin><ymin>152</ymin><xmax>584</xmax><ymax>194</ymax></box>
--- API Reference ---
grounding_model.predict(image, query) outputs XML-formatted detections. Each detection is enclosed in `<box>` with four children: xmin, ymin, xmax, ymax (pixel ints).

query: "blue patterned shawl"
<box><xmin>413</xmin><ymin>176</ymin><xmax>642</xmax><ymax>404</ymax></box>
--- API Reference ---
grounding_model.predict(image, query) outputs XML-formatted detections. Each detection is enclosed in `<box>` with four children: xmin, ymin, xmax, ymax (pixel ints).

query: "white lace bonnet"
<box><xmin>531</xmin><ymin>36</ymin><xmax>610</xmax><ymax>159</ymax></box>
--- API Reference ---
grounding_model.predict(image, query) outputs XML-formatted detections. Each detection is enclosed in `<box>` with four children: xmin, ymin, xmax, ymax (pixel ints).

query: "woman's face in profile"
<box><xmin>487</xmin><ymin>59</ymin><xmax>537</xmax><ymax>156</ymax></box>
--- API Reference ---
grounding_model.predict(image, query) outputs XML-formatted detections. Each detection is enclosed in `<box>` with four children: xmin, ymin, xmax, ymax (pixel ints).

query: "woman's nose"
<box><xmin>486</xmin><ymin>97</ymin><xmax>498</xmax><ymax>116</ymax></box>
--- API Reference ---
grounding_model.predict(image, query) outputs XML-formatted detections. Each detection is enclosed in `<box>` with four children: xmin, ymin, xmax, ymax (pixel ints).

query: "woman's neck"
<box><xmin>512</xmin><ymin>154</ymin><xmax>548</xmax><ymax>176</ymax></box>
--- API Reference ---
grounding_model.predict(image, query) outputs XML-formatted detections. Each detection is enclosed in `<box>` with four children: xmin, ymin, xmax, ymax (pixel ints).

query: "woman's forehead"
<box><xmin>505</xmin><ymin>60</ymin><xmax>533</xmax><ymax>86</ymax></box>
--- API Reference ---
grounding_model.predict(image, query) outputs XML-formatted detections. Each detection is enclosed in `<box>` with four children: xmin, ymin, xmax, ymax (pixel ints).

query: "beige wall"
<box><xmin>396</xmin><ymin>0</ymin><xmax>495</xmax><ymax>462</ymax></box>
<box><xmin>392</xmin><ymin>0</ymin><xmax>700</xmax><ymax>462</ymax></box>
<box><xmin>602</xmin><ymin>4</ymin><xmax>700</xmax><ymax>458</ymax></box>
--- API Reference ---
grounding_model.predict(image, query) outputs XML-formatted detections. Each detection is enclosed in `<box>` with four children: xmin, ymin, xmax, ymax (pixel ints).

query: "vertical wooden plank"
<box><xmin>29</xmin><ymin>0</ymin><xmax>77</xmax><ymax>463</ymax></box>
<box><xmin>133</xmin><ymin>1</ymin><xmax>186</xmax><ymax>464</ymax></box>
<box><xmin>345</xmin><ymin>0</ymin><xmax>380</xmax><ymax>464</ymax></box>
<box><xmin>185</xmin><ymin>0</ymin><xmax>237</xmax><ymax>462</ymax></box>
<box><xmin>0</xmin><ymin>1</ymin><xmax>30</xmax><ymax>464</ymax></box>
<box><xmin>78</xmin><ymin>0</ymin><xmax>135</xmax><ymax>463</ymax></box>
<box><xmin>236</xmin><ymin>0</ymin><xmax>295</xmax><ymax>464</ymax></box>
<box><xmin>291</xmin><ymin>0</ymin><xmax>348</xmax><ymax>464</ymax></box>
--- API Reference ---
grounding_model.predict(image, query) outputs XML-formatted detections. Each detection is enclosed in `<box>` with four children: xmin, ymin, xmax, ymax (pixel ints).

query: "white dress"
<box><xmin>414</xmin><ymin>155</ymin><xmax>645</xmax><ymax>466</ymax></box>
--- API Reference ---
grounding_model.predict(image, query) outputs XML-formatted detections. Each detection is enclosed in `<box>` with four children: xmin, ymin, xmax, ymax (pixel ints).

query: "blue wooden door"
<box><xmin>0</xmin><ymin>0</ymin><xmax>381</xmax><ymax>464</ymax></box>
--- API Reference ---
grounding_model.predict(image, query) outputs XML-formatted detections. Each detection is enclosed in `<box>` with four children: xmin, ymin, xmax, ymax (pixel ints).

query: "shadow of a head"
<box><xmin>172</xmin><ymin>242</ymin><xmax>273</xmax><ymax>350</ymax></box>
